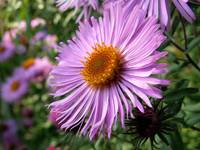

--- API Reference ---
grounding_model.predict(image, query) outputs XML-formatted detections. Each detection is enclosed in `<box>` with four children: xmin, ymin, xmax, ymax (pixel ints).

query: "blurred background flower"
<box><xmin>0</xmin><ymin>120</ymin><xmax>22</xmax><ymax>150</ymax></box>
<box><xmin>1</xmin><ymin>69</ymin><xmax>28</xmax><ymax>103</ymax></box>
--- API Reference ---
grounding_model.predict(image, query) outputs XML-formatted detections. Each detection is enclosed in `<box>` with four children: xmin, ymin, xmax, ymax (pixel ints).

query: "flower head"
<box><xmin>0</xmin><ymin>120</ymin><xmax>21</xmax><ymax>150</ymax></box>
<box><xmin>49</xmin><ymin>3</ymin><xmax>169</xmax><ymax>140</ymax></box>
<box><xmin>2</xmin><ymin>29</ymin><xmax>17</xmax><ymax>43</ymax></box>
<box><xmin>18</xmin><ymin>57</ymin><xmax>52</xmax><ymax>80</ymax></box>
<box><xmin>55</xmin><ymin>0</ymin><xmax>98</xmax><ymax>20</ymax></box>
<box><xmin>56</xmin><ymin>0</ymin><xmax>98</xmax><ymax>11</ymax></box>
<box><xmin>31</xmin><ymin>18</ymin><xmax>46</xmax><ymax>28</ymax></box>
<box><xmin>17</xmin><ymin>18</ymin><xmax>45</xmax><ymax>31</ymax></box>
<box><xmin>43</xmin><ymin>34</ymin><xmax>57</xmax><ymax>51</ymax></box>
<box><xmin>125</xmin><ymin>103</ymin><xmax>176</xmax><ymax>149</ymax></box>
<box><xmin>46</xmin><ymin>146</ymin><xmax>58</xmax><ymax>150</ymax></box>
<box><xmin>1</xmin><ymin>70</ymin><xmax>28</xmax><ymax>103</ymax></box>
<box><xmin>2</xmin><ymin>28</ymin><xmax>28</xmax><ymax>54</ymax></box>
<box><xmin>49</xmin><ymin>110</ymin><xmax>59</xmax><ymax>126</ymax></box>
<box><xmin>21</xmin><ymin>107</ymin><xmax>34</xmax><ymax>128</ymax></box>
<box><xmin>104</xmin><ymin>0</ymin><xmax>197</xmax><ymax>29</ymax></box>
<box><xmin>16</xmin><ymin>34</ymin><xmax>29</xmax><ymax>54</ymax></box>
<box><xmin>0</xmin><ymin>41</ymin><xmax>15</xmax><ymax>62</ymax></box>
<box><xmin>30</xmin><ymin>31</ymin><xmax>48</xmax><ymax>45</ymax></box>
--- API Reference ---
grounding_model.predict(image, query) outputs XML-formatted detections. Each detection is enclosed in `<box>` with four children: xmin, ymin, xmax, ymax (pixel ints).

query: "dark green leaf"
<box><xmin>186</xmin><ymin>114</ymin><xmax>200</xmax><ymax>125</ymax></box>
<box><xmin>158</xmin><ymin>133</ymin><xmax>169</xmax><ymax>146</ymax></box>
<box><xmin>188</xmin><ymin>35</ymin><xmax>200</xmax><ymax>52</ymax></box>
<box><xmin>168</xmin><ymin>128</ymin><xmax>184</xmax><ymax>150</ymax></box>
<box><xmin>164</xmin><ymin>88</ymin><xmax>199</xmax><ymax>103</ymax></box>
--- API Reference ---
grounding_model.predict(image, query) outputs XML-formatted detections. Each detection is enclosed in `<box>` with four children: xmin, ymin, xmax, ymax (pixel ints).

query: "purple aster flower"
<box><xmin>0</xmin><ymin>41</ymin><xmax>15</xmax><ymax>62</ymax></box>
<box><xmin>0</xmin><ymin>120</ymin><xmax>21</xmax><ymax>150</ymax></box>
<box><xmin>56</xmin><ymin>0</ymin><xmax>98</xmax><ymax>11</ymax></box>
<box><xmin>49</xmin><ymin>110</ymin><xmax>60</xmax><ymax>127</ymax></box>
<box><xmin>55</xmin><ymin>0</ymin><xmax>98</xmax><ymax>21</ymax></box>
<box><xmin>104</xmin><ymin>0</ymin><xmax>197</xmax><ymax>29</ymax></box>
<box><xmin>43</xmin><ymin>34</ymin><xmax>58</xmax><ymax>51</ymax></box>
<box><xmin>21</xmin><ymin>107</ymin><xmax>34</xmax><ymax>128</ymax></box>
<box><xmin>2</xmin><ymin>29</ymin><xmax>17</xmax><ymax>43</ymax></box>
<box><xmin>3</xmin><ymin>29</ymin><xmax>28</xmax><ymax>54</ymax></box>
<box><xmin>30</xmin><ymin>31</ymin><xmax>48</xmax><ymax>45</ymax></box>
<box><xmin>17</xmin><ymin>57</ymin><xmax>52</xmax><ymax>80</ymax></box>
<box><xmin>48</xmin><ymin>3</ymin><xmax>169</xmax><ymax>140</ymax></box>
<box><xmin>1</xmin><ymin>70</ymin><xmax>28</xmax><ymax>103</ymax></box>
<box><xmin>12</xmin><ymin>34</ymin><xmax>29</xmax><ymax>54</ymax></box>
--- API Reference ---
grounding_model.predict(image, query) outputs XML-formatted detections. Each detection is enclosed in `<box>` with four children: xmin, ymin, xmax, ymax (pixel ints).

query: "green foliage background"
<box><xmin>0</xmin><ymin>0</ymin><xmax>200</xmax><ymax>150</ymax></box>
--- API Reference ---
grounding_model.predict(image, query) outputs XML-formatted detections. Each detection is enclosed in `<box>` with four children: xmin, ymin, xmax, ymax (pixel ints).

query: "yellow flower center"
<box><xmin>81</xmin><ymin>44</ymin><xmax>121</xmax><ymax>87</ymax></box>
<box><xmin>11</xmin><ymin>80</ymin><xmax>21</xmax><ymax>91</ymax></box>
<box><xmin>22</xmin><ymin>58</ymin><xmax>35</xmax><ymax>69</ymax></box>
<box><xmin>0</xmin><ymin>46</ymin><xmax>5</xmax><ymax>53</ymax></box>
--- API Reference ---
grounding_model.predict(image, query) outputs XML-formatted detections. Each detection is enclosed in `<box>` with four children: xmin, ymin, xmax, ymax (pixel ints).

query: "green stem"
<box><xmin>179</xmin><ymin>15</ymin><xmax>200</xmax><ymax>72</ymax></box>
<box><xmin>165</xmin><ymin>33</ymin><xmax>200</xmax><ymax>73</ymax></box>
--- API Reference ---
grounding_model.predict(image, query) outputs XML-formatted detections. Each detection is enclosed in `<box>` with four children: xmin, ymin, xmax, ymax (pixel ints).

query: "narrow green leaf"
<box><xmin>186</xmin><ymin>114</ymin><xmax>200</xmax><ymax>125</ymax></box>
<box><xmin>169</xmin><ymin>128</ymin><xmax>184</xmax><ymax>150</ymax></box>
<box><xmin>188</xmin><ymin>35</ymin><xmax>200</xmax><ymax>52</ymax></box>
<box><xmin>164</xmin><ymin>88</ymin><xmax>199</xmax><ymax>103</ymax></box>
<box><xmin>158</xmin><ymin>133</ymin><xmax>169</xmax><ymax>146</ymax></box>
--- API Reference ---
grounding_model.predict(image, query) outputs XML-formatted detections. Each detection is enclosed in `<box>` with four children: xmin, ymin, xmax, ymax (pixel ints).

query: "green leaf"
<box><xmin>171</xmin><ymin>16</ymin><xmax>180</xmax><ymax>35</ymax></box>
<box><xmin>168</xmin><ymin>128</ymin><xmax>184</xmax><ymax>150</ymax></box>
<box><xmin>165</xmin><ymin>98</ymin><xmax>184</xmax><ymax>117</ymax></box>
<box><xmin>159</xmin><ymin>40</ymin><xmax>170</xmax><ymax>51</ymax></box>
<box><xmin>188</xmin><ymin>35</ymin><xmax>200</xmax><ymax>52</ymax></box>
<box><xmin>188</xmin><ymin>93</ymin><xmax>200</xmax><ymax>102</ymax></box>
<box><xmin>158</xmin><ymin>133</ymin><xmax>169</xmax><ymax>146</ymax></box>
<box><xmin>174</xmin><ymin>79</ymin><xmax>189</xmax><ymax>89</ymax></box>
<box><xmin>164</xmin><ymin>88</ymin><xmax>198</xmax><ymax>116</ymax></box>
<box><xmin>164</xmin><ymin>88</ymin><xmax>199</xmax><ymax>103</ymax></box>
<box><xmin>184</xmin><ymin>102</ymin><xmax>200</xmax><ymax>112</ymax></box>
<box><xmin>186</xmin><ymin>114</ymin><xmax>200</xmax><ymax>125</ymax></box>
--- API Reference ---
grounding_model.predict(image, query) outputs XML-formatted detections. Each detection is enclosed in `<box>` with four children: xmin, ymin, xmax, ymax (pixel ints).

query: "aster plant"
<box><xmin>0</xmin><ymin>120</ymin><xmax>21</xmax><ymax>150</ymax></box>
<box><xmin>104</xmin><ymin>0</ymin><xmax>199</xmax><ymax>30</ymax></box>
<box><xmin>124</xmin><ymin>80</ymin><xmax>199</xmax><ymax>150</ymax></box>
<box><xmin>125</xmin><ymin>103</ymin><xmax>176</xmax><ymax>149</ymax></box>
<box><xmin>55</xmin><ymin>0</ymin><xmax>98</xmax><ymax>21</ymax></box>
<box><xmin>0</xmin><ymin>40</ymin><xmax>15</xmax><ymax>62</ymax></box>
<box><xmin>48</xmin><ymin>3</ymin><xmax>169</xmax><ymax>140</ymax></box>
<box><xmin>17</xmin><ymin>57</ymin><xmax>52</xmax><ymax>80</ymax></box>
<box><xmin>1</xmin><ymin>69</ymin><xmax>28</xmax><ymax>103</ymax></box>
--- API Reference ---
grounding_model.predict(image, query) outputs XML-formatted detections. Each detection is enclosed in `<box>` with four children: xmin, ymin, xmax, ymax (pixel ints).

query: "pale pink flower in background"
<box><xmin>43</xmin><ymin>34</ymin><xmax>58</xmax><ymax>51</ymax></box>
<box><xmin>0</xmin><ymin>40</ymin><xmax>15</xmax><ymax>62</ymax></box>
<box><xmin>31</xmin><ymin>18</ymin><xmax>46</xmax><ymax>28</ymax></box>
<box><xmin>46</xmin><ymin>146</ymin><xmax>58</xmax><ymax>150</ymax></box>
<box><xmin>2</xmin><ymin>27</ymin><xmax>28</xmax><ymax>54</ymax></box>
<box><xmin>2</xmin><ymin>29</ymin><xmax>17</xmax><ymax>43</ymax></box>
<box><xmin>18</xmin><ymin>20</ymin><xmax>27</xmax><ymax>31</ymax></box>
<box><xmin>17</xmin><ymin>18</ymin><xmax>46</xmax><ymax>31</ymax></box>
